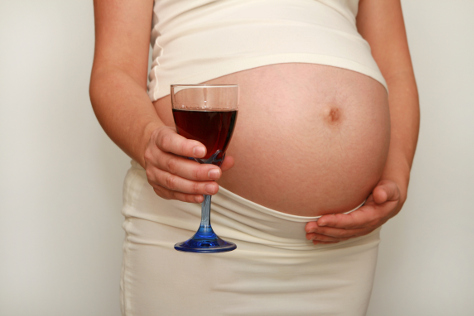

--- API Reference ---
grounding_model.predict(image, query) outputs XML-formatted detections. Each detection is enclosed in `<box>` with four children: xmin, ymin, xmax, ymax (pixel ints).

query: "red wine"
<box><xmin>172</xmin><ymin>109</ymin><xmax>238</xmax><ymax>165</ymax></box>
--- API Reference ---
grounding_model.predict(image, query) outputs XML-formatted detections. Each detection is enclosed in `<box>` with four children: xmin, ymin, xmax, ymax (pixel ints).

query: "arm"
<box><xmin>90</xmin><ymin>0</ymin><xmax>231</xmax><ymax>203</ymax></box>
<box><xmin>305</xmin><ymin>0</ymin><xmax>420</xmax><ymax>243</ymax></box>
<box><xmin>358</xmin><ymin>0</ymin><xmax>419</xmax><ymax>197</ymax></box>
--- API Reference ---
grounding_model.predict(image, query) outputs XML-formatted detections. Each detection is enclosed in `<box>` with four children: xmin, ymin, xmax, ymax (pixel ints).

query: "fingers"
<box><xmin>305</xmin><ymin>232</ymin><xmax>350</xmax><ymax>245</ymax></box>
<box><xmin>152</xmin><ymin>151</ymin><xmax>222</xmax><ymax>181</ymax></box>
<box><xmin>146</xmin><ymin>165</ymin><xmax>219</xmax><ymax>195</ymax></box>
<box><xmin>153</xmin><ymin>126</ymin><xmax>207</xmax><ymax>158</ymax></box>
<box><xmin>305</xmin><ymin>180</ymin><xmax>403</xmax><ymax>245</ymax></box>
<box><xmin>305</xmin><ymin>221</ymin><xmax>363</xmax><ymax>242</ymax></box>
<box><xmin>305</xmin><ymin>185</ymin><xmax>402</xmax><ymax>244</ymax></box>
<box><xmin>152</xmin><ymin>186</ymin><xmax>206</xmax><ymax>203</ymax></box>
<box><xmin>144</xmin><ymin>126</ymin><xmax>235</xmax><ymax>203</ymax></box>
<box><xmin>315</xmin><ymin>197</ymin><xmax>397</xmax><ymax>230</ymax></box>
<box><xmin>306</xmin><ymin>225</ymin><xmax>369</xmax><ymax>242</ymax></box>
<box><xmin>316</xmin><ymin>209</ymin><xmax>376</xmax><ymax>230</ymax></box>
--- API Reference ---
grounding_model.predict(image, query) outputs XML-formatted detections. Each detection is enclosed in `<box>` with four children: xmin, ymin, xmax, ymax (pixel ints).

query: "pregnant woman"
<box><xmin>90</xmin><ymin>0</ymin><xmax>419</xmax><ymax>315</ymax></box>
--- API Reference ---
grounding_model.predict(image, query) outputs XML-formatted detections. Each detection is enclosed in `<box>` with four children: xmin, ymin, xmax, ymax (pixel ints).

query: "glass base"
<box><xmin>174</xmin><ymin>225</ymin><xmax>236</xmax><ymax>253</ymax></box>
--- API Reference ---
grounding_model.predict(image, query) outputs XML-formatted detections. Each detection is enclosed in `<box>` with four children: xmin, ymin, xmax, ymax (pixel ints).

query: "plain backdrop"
<box><xmin>1</xmin><ymin>1</ymin><xmax>473</xmax><ymax>315</ymax></box>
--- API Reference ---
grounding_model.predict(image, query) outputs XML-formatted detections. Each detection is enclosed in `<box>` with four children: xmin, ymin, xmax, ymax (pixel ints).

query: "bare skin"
<box><xmin>155</xmin><ymin>64</ymin><xmax>390</xmax><ymax>216</ymax></box>
<box><xmin>90</xmin><ymin>0</ymin><xmax>419</xmax><ymax>244</ymax></box>
<box><xmin>305</xmin><ymin>0</ymin><xmax>419</xmax><ymax>244</ymax></box>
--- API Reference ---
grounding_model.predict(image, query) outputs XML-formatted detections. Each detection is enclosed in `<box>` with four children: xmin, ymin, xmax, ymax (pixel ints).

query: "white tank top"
<box><xmin>148</xmin><ymin>0</ymin><xmax>387</xmax><ymax>100</ymax></box>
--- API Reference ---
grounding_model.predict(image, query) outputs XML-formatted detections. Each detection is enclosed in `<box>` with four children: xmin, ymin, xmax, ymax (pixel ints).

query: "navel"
<box><xmin>324</xmin><ymin>106</ymin><xmax>342</xmax><ymax>125</ymax></box>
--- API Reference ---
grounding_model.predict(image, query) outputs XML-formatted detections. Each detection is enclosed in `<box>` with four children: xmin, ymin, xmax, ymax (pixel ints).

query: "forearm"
<box><xmin>89</xmin><ymin>67</ymin><xmax>165</xmax><ymax>167</ymax></box>
<box><xmin>382</xmin><ymin>71</ymin><xmax>420</xmax><ymax>201</ymax></box>
<box><xmin>357</xmin><ymin>0</ymin><xmax>420</xmax><ymax>201</ymax></box>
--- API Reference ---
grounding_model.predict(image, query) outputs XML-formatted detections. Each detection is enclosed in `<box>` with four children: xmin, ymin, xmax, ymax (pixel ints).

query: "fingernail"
<box><xmin>193</xmin><ymin>146</ymin><xmax>205</xmax><ymax>157</ymax></box>
<box><xmin>208</xmin><ymin>169</ymin><xmax>220</xmax><ymax>180</ymax></box>
<box><xmin>205</xmin><ymin>184</ymin><xmax>217</xmax><ymax>194</ymax></box>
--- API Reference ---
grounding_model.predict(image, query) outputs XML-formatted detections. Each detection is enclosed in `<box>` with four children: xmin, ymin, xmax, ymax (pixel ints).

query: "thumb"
<box><xmin>373</xmin><ymin>180</ymin><xmax>400</xmax><ymax>204</ymax></box>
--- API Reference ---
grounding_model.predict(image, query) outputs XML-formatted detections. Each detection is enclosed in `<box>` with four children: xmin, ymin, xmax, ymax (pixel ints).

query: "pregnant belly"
<box><xmin>155</xmin><ymin>63</ymin><xmax>390</xmax><ymax>216</ymax></box>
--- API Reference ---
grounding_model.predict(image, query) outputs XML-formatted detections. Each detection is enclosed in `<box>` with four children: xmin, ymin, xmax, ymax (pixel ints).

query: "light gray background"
<box><xmin>1</xmin><ymin>1</ymin><xmax>473</xmax><ymax>315</ymax></box>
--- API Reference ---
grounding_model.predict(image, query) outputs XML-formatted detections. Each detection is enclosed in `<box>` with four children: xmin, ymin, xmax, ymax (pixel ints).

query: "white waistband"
<box><xmin>216</xmin><ymin>185</ymin><xmax>365</xmax><ymax>223</ymax></box>
<box><xmin>124</xmin><ymin>160</ymin><xmax>375</xmax><ymax>250</ymax></box>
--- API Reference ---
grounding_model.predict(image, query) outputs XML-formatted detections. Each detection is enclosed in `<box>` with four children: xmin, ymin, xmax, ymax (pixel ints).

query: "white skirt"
<box><xmin>120</xmin><ymin>161</ymin><xmax>381</xmax><ymax>316</ymax></box>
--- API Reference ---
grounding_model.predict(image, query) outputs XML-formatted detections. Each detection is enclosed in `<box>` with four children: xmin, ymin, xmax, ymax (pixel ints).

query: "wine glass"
<box><xmin>171</xmin><ymin>84</ymin><xmax>238</xmax><ymax>253</ymax></box>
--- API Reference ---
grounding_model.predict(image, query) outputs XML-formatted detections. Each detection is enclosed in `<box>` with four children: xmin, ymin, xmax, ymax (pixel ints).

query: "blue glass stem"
<box><xmin>200</xmin><ymin>194</ymin><xmax>212</xmax><ymax>229</ymax></box>
<box><xmin>173</xmin><ymin>153</ymin><xmax>236</xmax><ymax>252</ymax></box>
<box><xmin>191</xmin><ymin>194</ymin><xmax>219</xmax><ymax>243</ymax></box>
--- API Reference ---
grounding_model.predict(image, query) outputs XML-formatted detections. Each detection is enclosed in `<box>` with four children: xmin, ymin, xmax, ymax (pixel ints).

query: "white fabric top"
<box><xmin>148</xmin><ymin>0</ymin><xmax>387</xmax><ymax>101</ymax></box>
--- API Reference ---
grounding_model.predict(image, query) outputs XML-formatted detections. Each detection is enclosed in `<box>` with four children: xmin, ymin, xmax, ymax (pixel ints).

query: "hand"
<box><xmin>305</xmin><ymin>180</ymin><xmax>404</xmax><ymax>245</ymax></box>
<box><xmin>143</xmin><ymin>126</ymin><xmax>234</xmax><ymax>203</ymax></box>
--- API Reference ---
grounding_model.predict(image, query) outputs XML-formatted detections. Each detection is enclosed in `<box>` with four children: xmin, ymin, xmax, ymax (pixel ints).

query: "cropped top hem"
<box><xmin>148</xmin><ymin>54</ymin><xmax>388</xmax><ymax>101</ymax></box>
<box><xmin>148</xmin><ymin>0</ymin><xmax>388</xmax><ymax>101</ymax></box>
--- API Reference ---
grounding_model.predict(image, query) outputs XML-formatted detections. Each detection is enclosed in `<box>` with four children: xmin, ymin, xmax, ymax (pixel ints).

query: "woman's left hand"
<box><xmin>305</xmin><ymin>180</ymin><xmax>405</xmax><ymax>245</ymax></box>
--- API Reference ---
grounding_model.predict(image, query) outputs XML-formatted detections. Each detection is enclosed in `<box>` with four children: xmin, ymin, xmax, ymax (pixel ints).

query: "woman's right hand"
<box><xmin>143</xmin><ymin>126</ymin><xmax>234</xmax><ymax>203</ymax></box>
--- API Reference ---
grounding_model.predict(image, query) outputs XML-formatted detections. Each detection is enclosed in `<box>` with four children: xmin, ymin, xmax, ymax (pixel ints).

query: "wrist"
<box><xmin>139</xmin><ymin>121</ymin><xmax>167</xmax><ymax>167</ymax></box>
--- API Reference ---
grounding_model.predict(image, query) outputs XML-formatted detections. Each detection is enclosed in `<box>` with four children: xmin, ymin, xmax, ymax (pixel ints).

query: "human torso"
<box><xmin>151</xmin><ymin>0</ymin><xmax>390</xmax><ymax>216</ymax></box>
